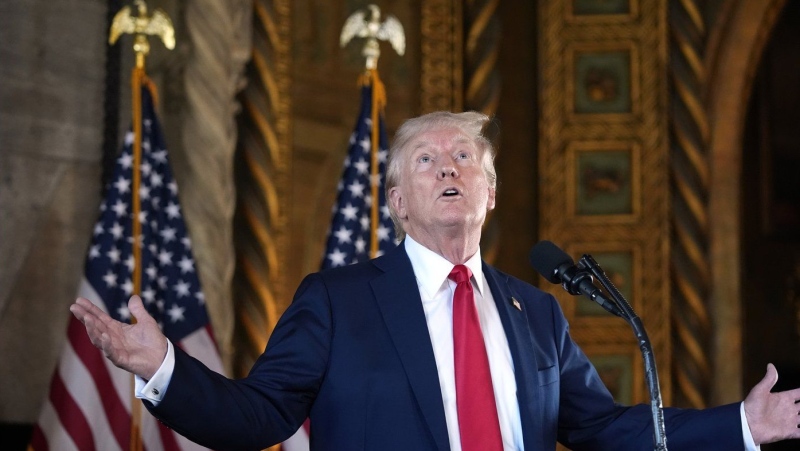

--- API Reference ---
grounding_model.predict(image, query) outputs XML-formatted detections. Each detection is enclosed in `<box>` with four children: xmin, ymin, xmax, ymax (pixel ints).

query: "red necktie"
<box><xmin>449</xmin><ymin>264</ymin><xmax>503</xmax><ymax>451</ymax></box>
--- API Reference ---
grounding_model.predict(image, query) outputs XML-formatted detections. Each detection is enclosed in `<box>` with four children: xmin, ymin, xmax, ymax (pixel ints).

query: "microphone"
<box><xmin>529</xmin><ymin>240</ymin><xmax>622</xmax><ymax>317</ymax></box>
<box><xmin>530</xmin><ymin>241</ymin><xmax>667</xmax><ymax>449</ymax></box>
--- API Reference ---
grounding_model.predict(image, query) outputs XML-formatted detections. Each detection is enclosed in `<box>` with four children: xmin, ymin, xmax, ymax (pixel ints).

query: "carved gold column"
<box><xmin>668</xmin><ymin>0</ymin><xmax>711</xmax><ymax>408</ymax></box>
<box><xmin>181</xmin><ymin>0</ymin><xmax>253</xmax><ymax>372</ymax></box>
<box><xmin>464</xmin><ymin>0</ymin><xmax>501</xmax><ymax>115</ymax></box>
<box><xmin>233</xmin><ymin>0</ymin><xmax>292</xmax><ymax>376</ymax></box>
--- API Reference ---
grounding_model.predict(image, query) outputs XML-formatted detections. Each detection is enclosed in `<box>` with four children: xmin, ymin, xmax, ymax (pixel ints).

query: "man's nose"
<box><xmin>437</xmin><ymin>166</ymin><xmax>459</xmax><ymax>180</ymax></box>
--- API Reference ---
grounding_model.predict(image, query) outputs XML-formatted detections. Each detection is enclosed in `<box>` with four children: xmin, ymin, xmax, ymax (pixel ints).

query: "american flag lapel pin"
<box><xmin>511</xmin><ymin>297</ymin><xmax>522</xmax><ymax>311</ymax></box>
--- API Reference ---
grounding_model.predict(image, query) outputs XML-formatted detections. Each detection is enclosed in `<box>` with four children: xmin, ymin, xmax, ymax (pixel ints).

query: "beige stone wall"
<box><xmin>0</xmin><ymin>0</ymin><xmax>108</xmax><ymax>422</ymax></box>
<box><xmin>0</xmin><ymin>0</ymin><xmax>257</xmax><ymax>427</ymax></box>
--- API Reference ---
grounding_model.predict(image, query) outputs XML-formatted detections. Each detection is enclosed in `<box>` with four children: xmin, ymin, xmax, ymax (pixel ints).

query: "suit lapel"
<box><xmin>371</xmin><ymin>245</ymin><xmax>450</xmax><ymax>451</ymax></box>
<box><xmin>483</xmin><ymin>263</ymin><xmax>545</xmax><ymax>451</ymax></box>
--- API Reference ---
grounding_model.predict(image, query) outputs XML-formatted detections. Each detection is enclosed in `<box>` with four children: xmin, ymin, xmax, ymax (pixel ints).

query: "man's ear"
<box><xmin>389</xmin><ymin>187</ymin><xmax>406</xmax><ymax>219</ymax></box>
<box><xmin>487</xmin><ymin>186</ymin><xmax>496</xmax><ymax>211</ymax></box>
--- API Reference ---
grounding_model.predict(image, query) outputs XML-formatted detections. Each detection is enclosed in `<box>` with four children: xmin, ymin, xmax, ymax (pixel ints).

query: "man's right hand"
<box><xmin>70</xmin><ymin>295</ymin><xmax>168</xmax><ymax>380</ymax></box>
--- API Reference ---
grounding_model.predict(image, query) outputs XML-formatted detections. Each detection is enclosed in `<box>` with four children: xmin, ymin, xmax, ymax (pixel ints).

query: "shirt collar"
<box><xmin>404</xmin><ymin>234</ymin><xmax>485</xmax><ymax>298</ymax></box>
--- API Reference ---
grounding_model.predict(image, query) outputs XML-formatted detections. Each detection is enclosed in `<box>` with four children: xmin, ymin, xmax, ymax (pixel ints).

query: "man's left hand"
<box><xmin>744</xmin><ymin>363</ymin><xmax>800</xmax><ymax>445</ymax></box>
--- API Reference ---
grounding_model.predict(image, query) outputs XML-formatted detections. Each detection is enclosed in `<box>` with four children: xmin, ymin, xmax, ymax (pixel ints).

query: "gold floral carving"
<box><xmin>233</xmin><ymin>0</ymin><xmax>292</xmax><ymax>377</ymax></box>
<box><xmin>420</xmin><ymin>0</ymin><xmax>463</xmax><ymax>113</ymax></box>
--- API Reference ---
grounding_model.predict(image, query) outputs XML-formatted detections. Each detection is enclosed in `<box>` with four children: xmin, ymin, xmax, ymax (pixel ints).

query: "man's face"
<box><xmin>388</xmin><ymin>126</ymin><xmax>496</xmax><ymax>240</ymax></box>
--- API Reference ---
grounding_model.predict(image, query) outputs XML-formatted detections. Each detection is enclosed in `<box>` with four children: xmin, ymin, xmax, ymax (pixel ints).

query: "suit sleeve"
<box><xmin>145</xmin><ymin>273</ymin><xmax>332</xmax><ymax>451</ymax></box>
<box><xmin>547</xmin><ymin>295</ymin><xmax>745</xmax><ymax>451</ymax></box>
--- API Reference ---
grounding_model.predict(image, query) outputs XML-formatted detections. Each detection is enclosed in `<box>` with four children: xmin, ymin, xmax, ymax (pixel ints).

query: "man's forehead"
<box><xmin>409</xmin><ymin>128</ymin><xmax>475</xmax><ymax>150</ymax></box>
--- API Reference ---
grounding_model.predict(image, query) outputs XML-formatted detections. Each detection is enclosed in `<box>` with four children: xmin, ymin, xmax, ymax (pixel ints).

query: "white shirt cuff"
<box><xmin>134</xmin><ymin>340</ymin><xmax>175</xmax><ymax>406</ymax></box>
<box><xmin>741</xmin><ymin>401</ymin><xmax>760</xmax><ymax>451</ymax></box>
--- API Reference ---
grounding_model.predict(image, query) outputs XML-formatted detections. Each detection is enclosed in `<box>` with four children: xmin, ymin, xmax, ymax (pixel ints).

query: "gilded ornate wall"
<box><xmin>4</xmin><ymin>1</ymin><xmax>800</xmax><ymax>448</ymax></box>
<box><xmin>537</xmin><ymin>0</ymin><xmax>672</xmax><ymax>405</ymax></box>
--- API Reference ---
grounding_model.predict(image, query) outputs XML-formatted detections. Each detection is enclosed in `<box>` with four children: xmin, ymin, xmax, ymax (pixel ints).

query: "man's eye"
<box><xmin>457</xmin><ymin>152</ymin><xmax>469</xmax><ymax>159</ymax></box>
<box><xmin>419</xmin><ymin>156</ymin><xmax>431</xmax><ymax>163</ymax></box>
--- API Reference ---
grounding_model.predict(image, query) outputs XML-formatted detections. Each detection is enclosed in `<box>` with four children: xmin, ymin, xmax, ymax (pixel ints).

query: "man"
<box><xmin>72</xmin><ymin>111</ymin><xmax>800</xmax><ymax>450</ymax></box>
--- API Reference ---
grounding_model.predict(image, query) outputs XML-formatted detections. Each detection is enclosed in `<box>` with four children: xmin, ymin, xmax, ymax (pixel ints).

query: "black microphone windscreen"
<box><xmin>530</xmin><ymin>240</ymin><xmax>574</xmax><ymax>284</ymax></box>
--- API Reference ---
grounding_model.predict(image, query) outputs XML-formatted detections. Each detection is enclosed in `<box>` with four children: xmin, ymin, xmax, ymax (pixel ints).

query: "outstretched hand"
<box><xmin>744</xmin><ymin>363</ymin><xmax>800</xmax><ymax>445</ymax></box>
<box><xmin>70</xmin><ymin>295</ymin><xmax>168</xmax><ymax>380</ymax></box>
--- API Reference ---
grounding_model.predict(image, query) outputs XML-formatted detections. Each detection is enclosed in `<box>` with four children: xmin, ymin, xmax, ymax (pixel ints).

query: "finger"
<box><xmin>71</xmin><ymin>297</ymin><xmax>98</xmax><ymax>320</ymax></box>
<box><xmin>98</xmin><ymin>332</ymin><xmax>118</xmax><ymax>360</ymax></box>
<box><xmin>75</xmin><ymin>297</ymin><xmax>102</xmax><ymax>313</ymax></box>
<box><xmin>128</xmin><ymin>295</ymin><xmax>155</xmax><ymax>325</ymax></box>
<box><xmin>754</xmin><ymin>363</ymin><xmax>779</xmax><ymax>394</ymax></box>
<box><xmin>80</xmin><ymin>298</ymin><xmax>126</xmax><ymax>330</ymax></box>
<box><xmin>772</xmin><ymin>391</ymin><xmax>800</xmax><ymax>431</ymax></box>
<box><xmin>99</xmin><ymin>331</ymin><xmax>111</xmax><ymax>350</ymax></box>
<box><xmin>775</xmin><ymin>385</ymin><xmax>800</xmax><ymax>402</ymax></box>
<box><xmin>766</xmin><ymin>363</ymin><xmax>778</xmax><ymax>380</ymax></box>
<box><xmin>82</xmin><ymin>316</ymin><xmax>107</xmax><ymax>349</ymax></box>
<box><xmin>69</xmin><ymin>303</ymin><xmax>90</xmax><ymax>323</ymax></box>
<box><xmin>73</xmin><ymin>297</ymin><xmax>111</xmax><ymax>324</ymax></box>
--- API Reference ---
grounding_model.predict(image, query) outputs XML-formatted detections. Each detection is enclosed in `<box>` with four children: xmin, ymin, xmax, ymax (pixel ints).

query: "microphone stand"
<box><xmin>578</xmin><ymin>254</ymin><xmax>668</xmax><ymax>451</ymax></box>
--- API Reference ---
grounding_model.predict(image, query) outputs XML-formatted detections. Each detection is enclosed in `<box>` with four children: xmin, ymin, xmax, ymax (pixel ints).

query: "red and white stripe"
<box><xmin>31</xmin><ymin>278</ymin><xmax>225</xmax><ymax>451</ymax></box>
<box><xmin>280</xmin><ymin>419</ymin><xmax>310</xmax><ymax>451</ymax></box>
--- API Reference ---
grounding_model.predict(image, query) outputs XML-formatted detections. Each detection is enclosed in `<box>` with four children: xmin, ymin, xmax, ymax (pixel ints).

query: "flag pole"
<box><xmin>129</xmin><ymin>59</ymin><xmax>145</xmax><ymax>451</ymax></box>
<box><xmin>341</xmin><ymin>4</ymin><xmax>404</xmax><ymax>258</ymax></box>
<box><xmin>109</xmin><ymin>2</ymin><xmax>175</xmax><ymax>449</ymax></box>
<box><xmin>131</xmin><ymin>65</ymin><xmax>143</xmax><ymax>297</ymax></box>
<box><xmin>366</xmin><ymin>69</ymin><xmax>386</xmax><ymax>258</ymax></box>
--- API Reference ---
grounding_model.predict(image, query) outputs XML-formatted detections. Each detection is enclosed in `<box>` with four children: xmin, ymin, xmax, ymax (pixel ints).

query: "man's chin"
<box><xmin>436</xmin><ymin>217</ymin><xmax>485</xmax><ymax>236</ymax></box>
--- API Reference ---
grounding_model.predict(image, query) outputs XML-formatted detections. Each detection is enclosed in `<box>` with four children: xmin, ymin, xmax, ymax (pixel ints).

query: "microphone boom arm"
<box><xmin>579</xmin><ymin>254</ymin><xmax>668</xmax><ymax>451</ymax></box>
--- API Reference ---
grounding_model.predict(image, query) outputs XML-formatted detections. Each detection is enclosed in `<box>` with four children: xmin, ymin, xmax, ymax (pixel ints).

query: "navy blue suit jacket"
<box><xmin>148</xmin><ymin>243</ymin><xmax>744</xmax><ymax>450</ymax></box>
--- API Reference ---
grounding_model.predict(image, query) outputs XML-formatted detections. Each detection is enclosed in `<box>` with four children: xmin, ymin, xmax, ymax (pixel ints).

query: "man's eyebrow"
<box><xmin>412</xmin><ymin>134</ymin><xmax>471</xmax><ymax>146</ymax></box>
<box><xmin>408</xmin><ymin>134</ymin><xmax>473</xmax><ymax>153</ymax></box>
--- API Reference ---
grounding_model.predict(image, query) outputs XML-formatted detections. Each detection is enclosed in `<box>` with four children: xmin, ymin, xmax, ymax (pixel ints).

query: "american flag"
<box><xmin>30</xmin><ymin>84</ymin><xmax>224</xmax><ymax>451</ymax></box>
<box><xmin>320</xmin><ymin>81</ymin><xmax>396</xmax><ymax>269</ymax></box>
<box><xmin>281</xmin><ymin>77</ymin><xmax>397</xmax><ymax>451</ymax></box>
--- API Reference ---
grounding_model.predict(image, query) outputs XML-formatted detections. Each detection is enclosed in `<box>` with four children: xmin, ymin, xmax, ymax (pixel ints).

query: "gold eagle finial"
<box><xmin>340</xmin><ymin>4</ymin><xmax>405</xmax><ymax>70</ymax></box>
<box><xmin>109</xmin><ymin>0</ymin><xmax>175</xmax><ymax>68</ymax></box>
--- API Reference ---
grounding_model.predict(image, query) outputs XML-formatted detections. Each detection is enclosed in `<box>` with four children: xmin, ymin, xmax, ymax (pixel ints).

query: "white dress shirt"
<box><xmin>404</xmin><ymin>235</ymin><xmax>523</xmax><ymax>451</ymax></box>
<box><xmin>137</xmin><ymin>236</ymin><xmax>759</xmax><ymax>451</ymax></box>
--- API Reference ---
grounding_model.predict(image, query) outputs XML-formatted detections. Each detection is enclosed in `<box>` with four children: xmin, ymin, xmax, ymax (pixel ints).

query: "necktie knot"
<box><xmin>448</xmin><ymin>264</ymin><xmax>472</xmax><ymax>285</ymax></box>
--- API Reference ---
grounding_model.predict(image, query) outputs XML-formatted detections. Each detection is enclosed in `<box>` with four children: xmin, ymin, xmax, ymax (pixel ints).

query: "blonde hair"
<box><xmin>386</xmin><ymin>111</ymin><xmax>497</xmax><ymax>240</ymax></box>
